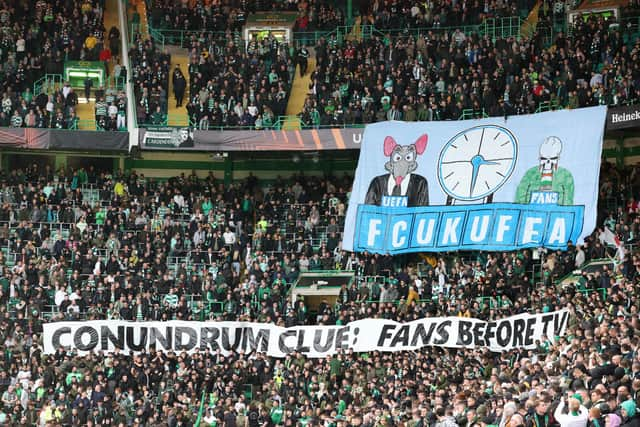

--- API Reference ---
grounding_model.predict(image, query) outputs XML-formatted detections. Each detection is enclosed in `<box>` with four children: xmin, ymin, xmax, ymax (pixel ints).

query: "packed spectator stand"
<box><xmin>299</xmin><ymin>14</ymin><xmax>640</xmax><ymax>127</ymax></box>
<box><xmin>138</xmin><ymin>0</ymin><xmax>348</xmax><ymax>129</ymax></box>
<box><xmin>183</xmin><ymin>31</ymin><xmax>293</xmax><ymax>130</ymax></box>
<box><xmin>138</xmin><ymin>0</ymin><xmax>640</xmax><ymax>129</ymax></box>
<box><xmin>146</xmin><ymin>0</ymin><xmax>345</xmax><ymax>34</ymax></box>
<box><xmin>0</xmin><ymin>0</ymin><xmax>128</xmax><ymax>131</ymax></box>
<box><xmin>0</xmin><ymin>158</ymin><xmax>637</xmax><ymax>426</ymax></box>
<box><xmin>3</xmin><ymin>0</ymin><xmax>640</xmax><ymax>427</ymax></box>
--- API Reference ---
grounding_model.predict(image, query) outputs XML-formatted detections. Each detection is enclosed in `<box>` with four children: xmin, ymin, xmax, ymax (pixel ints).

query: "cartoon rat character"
<box><xmin>364</xmin><ymin>134</ymin><xmax>429</xmax><ymax>207</ymax></box>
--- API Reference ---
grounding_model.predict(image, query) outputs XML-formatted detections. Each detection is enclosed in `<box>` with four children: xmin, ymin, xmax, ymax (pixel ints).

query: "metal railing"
<box><xmin>358</xmin><ymin>17</ymin><xmax>524</xmax><ymax>42</ymax></box>
<box><xmin>292</xmin><ymin>16</ymin><xmax>525</xmax><ymax>46</ymax></box>
<box><xmin>145</xmin><ymin>26</ymin><xmax>243</xmax><ymax>50</ymax></box>
<box><xmin>459</xmin><ymin>109</ymin><xmax>488</xmax><ymax>120</ymax></box>
<box><xmin>34</xmin><ymin>74</ymin><xmax>65</xmax><ymax>96</ymax></box>
<box><xmin>34</xmin><ymin>74</ymin><xmax>126</xmax><ymax>96</ymax></box>
<box><xmin>139</xmin><ymin>114</ymin><xmax>367</xmax><ymax>131</ymax></box>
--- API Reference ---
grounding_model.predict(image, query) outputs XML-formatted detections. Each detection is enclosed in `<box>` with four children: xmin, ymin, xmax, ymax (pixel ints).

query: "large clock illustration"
<box><xmin>437</xmin><ymin>125</ymin><xmax>517</xmax><ymax>204</ymax></box>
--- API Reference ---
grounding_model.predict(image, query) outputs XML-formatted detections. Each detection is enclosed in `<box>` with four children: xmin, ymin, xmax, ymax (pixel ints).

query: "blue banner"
<box><xmin>343</xmin><ymin>107</ymin><xmax>608</xmax><ymax>253</ymax></box>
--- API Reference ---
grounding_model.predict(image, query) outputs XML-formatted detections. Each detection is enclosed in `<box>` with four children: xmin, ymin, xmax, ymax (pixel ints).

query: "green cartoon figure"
<box><xmin>515</xmin><ymin>136</ymin><xmax>575</xmax><ymax>205</ymax></box>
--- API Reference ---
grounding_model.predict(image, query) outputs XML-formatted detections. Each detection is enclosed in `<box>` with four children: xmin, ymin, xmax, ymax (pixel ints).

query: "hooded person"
<box><xmin>620</xmin><ymin>400</ymin><xmax>640</xmax><ymax>427</ymax></box>
<box><xmin>607</xmin><ymin>414</ymin><xmax>622</xmax><ymax>427</ymax></box>
<box><xmin>554</xmin><ymin>395</ymin><xmax>588</xmax><ymax>427</ymax></box>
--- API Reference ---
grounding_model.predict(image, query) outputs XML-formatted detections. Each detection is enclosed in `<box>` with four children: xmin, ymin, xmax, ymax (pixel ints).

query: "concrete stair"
<box><xmin>74</xmin><ymin>0</ymin><xmax>121</xmax><ymax>128</ymax></box>
<box><xmin>284</xmin><ymin>49</ymin><xmax>316</xmax><ymax>130</ymax></box>
<box><xmin>521</xmin><ymin>1</ymin><xmax>541</xmax><ymax>38</ymax></box>
<box><xmin>75</xmin><ymin>101</ymin><xmax>96</xmax><ymax>130</ymax></box>
<box><xmin>166</xmin><ymin>47</ymin><xmax>190</xmax><ymax>127</ymax></box>
<box><xmin>130</xmin><ymin>0</ymin><xmax>149</xmax><ymax>38</ymax></box>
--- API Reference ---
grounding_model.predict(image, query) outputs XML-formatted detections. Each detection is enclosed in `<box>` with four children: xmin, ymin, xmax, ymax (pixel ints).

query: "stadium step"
<box><xmin>284</xmin><ymin>49</ymin><xmax>316</xmax><ymax>127</ymax></box>
<box><xmin>75</xmin><ymin>101</ymin><xmax>96</xmax><ymax>130</ymax></box>
<box><xmin>281</xmin><ymin>115</ymin><xmax>302</xmax><ymax>130</ymax></box>
<box><xmin>129</xmin><ymin>0</ymin><xmax>149</xmax><ymax>38</ymax></box>
<box><xmin>103</xmin><ymin>0</ymin><xmax>119</xmax><ymax>77</ymax></box>
<box><xmin>167</xmin><ymin>48</ymin><xmax>190</xmax><ymax>127</ymax></box>
<box><xmin>346</xmin><ymin>16</ymin><xmax>362</xmax><ymax>41</ymax></box>
<box><xmin>67</xmin><ymin>0</ymin><xmax>121</xmax><ymax>130</ymax></box>
<box><xmin>520</xmin><ymin>1</ymin><xmax>541</xmax><ymax>38</ymax></box>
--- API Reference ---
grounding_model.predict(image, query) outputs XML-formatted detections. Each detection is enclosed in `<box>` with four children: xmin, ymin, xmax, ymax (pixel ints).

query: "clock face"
<box><xmin>437</xmin><ymin>125</ymin><xmax>518</xmax><ymax>201</ymax></box>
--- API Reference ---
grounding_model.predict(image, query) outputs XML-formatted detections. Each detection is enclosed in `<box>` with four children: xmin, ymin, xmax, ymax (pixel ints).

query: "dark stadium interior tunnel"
<box><xmin>66</xmin><ymin>156</ymin><xmax>116</xmax><ymax>175</ymax></box>
<box><xmin>8</xmin><ymin>154</ymin><xmax>55</xmax><ymax>172</ymax></box>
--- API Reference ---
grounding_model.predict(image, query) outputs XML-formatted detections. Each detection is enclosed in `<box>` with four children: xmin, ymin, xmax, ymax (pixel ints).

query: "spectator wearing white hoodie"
<box><xmin>554</xmin><ymin>394</ymin><xmax>588</xmax><ymax>427</ymax></box>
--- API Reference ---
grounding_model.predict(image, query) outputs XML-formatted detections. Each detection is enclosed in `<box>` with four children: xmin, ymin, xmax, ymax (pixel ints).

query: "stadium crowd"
<box><xmin>130</xmin><ymin>34</ymin><xmax>171</xmax><ymax>126</ymax></box>
<box><xmin>0</xmin><ymin>0</ymin><xmax>105</xmax><ymax>94</ymax></box>
<box><xmin>146</xmin><ymin>0</ymin><xmax>345</xmax><ymax>33</ymax></box>
<box><xmin>183</xmin><ymin>32</ymin><xmax>292</xmax><ymax>130</ymax></box>
<box><xmin>0</xmin><ymin>160</ymin><xmax>638</xmax><ymax>426</ymax></box>
<box><xmin>3</xmin><ymin>0</ymin><xmax>640</xmax><ymax>426</ymax></box>
<box><xmin>300</xmin><ymin>14</ymin><xmax>640</xmax><ymax>127</ymax></box>
<box><xmin>0</xmin><ymin>0</ymin><xmax>127</xmax><ymax>131</ymax></box>
<box><xmin>138</xmin><ymin>5</ymin><xmax>640</xmax><ymax>129</ymax></box>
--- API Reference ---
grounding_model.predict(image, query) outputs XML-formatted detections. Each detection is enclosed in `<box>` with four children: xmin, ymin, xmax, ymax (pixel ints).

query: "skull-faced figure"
<box><xmin>539</xmin><ymin>136</ymin><xmax>562</xmax><ymax>189</ymax></box>
<box><xmin>515</xmin><ymin>135</ymin><xmax>575</xmax><ymax>205</ymax></box>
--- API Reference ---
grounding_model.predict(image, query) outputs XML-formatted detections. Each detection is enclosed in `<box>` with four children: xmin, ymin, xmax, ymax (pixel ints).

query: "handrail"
<box><xmin>144</xmin><ymin>16</ymin><xmax>525</xmax><ymax>49</ymax></box>
<box><xmin>141</xmin><ymin>116</ymin><xmax>367</xmax><ymax>130</ymax></box>
<box><xmin>146</xmin><ymin>25</ymin><xmax>243</xmax><ymax>50</ymax></box>
<box><xmin>459</xmin><ymin>109</ymin><xmax>488</xmax><ymax>120</ymax></box>
<box><xmin>119</xmin><ymin>0</ymin><xmax>138</xmax><ymax>151</ymax></box>
<box><xmin>356</xmin><ymin>17</ymin><xmax>524</xmax><ymax>41</ymax></box>
<box><xmin>34</xmin><ymin>74</ymin><xmax>64</xmax><ymax>95</ymax></box>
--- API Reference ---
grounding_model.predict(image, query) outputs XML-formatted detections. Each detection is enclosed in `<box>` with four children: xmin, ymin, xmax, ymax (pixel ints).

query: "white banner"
<box><xmin>342</xmin><ymin>107</ymin><xmax>607</xmax><ymax>253</ymax></box>
<box><xmin>43</xmin><ymin>310</ymin><xmax>569</xmax><ymax>357</ymax></box>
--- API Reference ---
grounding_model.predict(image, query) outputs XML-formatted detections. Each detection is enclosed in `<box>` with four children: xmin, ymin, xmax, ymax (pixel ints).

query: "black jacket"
<box><xmin>622</xmin><ymin>414</ymin><xmax>640</xmax><ymax>427</ymax></box>
<box><xmin>365</xmin><ymin>173</ymin><xmax>429</xmax><ymax>207</ymax></box>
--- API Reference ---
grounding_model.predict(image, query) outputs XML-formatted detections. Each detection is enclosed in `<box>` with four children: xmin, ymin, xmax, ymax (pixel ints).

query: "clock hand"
<box><xmin>470</xmin><ymin>156</ymin><xmax>481</xmax><ymax>196</ymax></box>
<box><xmin>470</xmin><ymin>155</ymin><xmax>499</xmax><ymax>194</ymax></box>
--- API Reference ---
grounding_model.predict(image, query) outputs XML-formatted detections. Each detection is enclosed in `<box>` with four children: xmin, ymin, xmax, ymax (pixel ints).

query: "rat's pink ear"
<box><xmin>414</xmin><ymin>134</ymin><xmax>428</xmax><ymax>155</ymax></box>
<box><xmin>383</xmin><ymin>136</ymin><xmax>398</xmax><ymax>157</ymax></box>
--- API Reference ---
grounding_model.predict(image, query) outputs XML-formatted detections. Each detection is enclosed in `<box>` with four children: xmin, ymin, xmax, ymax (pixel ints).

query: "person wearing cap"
<box><xmin>554</xmin><ymin>394</ymin><xmax>588</xmax><ymax>427</ymax></box>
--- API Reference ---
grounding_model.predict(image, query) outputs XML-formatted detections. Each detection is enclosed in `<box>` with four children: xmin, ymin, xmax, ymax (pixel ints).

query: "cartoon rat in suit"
<box><xmin>364</xmin><ymin>134</ymin><xmax>429</xmax><ymax>207</ymax></box>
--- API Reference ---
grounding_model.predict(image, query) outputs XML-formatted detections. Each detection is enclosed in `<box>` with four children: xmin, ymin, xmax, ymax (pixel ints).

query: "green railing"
<box><xmin>105</xmin><ymin>75</ymin><xmax>126</xmax><ymax>91</ymax></box>
<box><xmin>34</xmin><ymin>73</ymin><xmax>124</xmax><ymax>95</ymax></box>
<box><xmin>145</xmin><ymin>26</ymin><xmax>243</xmax><ymax>50</ymax></box>
<box><xmin>356</xmin><ymin>17</ymin><xmax>524</xmax><ymax>43</ymax></box>
<box><xmin>459</xmin><ymin>109</ymin><xmax>488</xmax><ymax>120</ymax></box>
<box><xmin>141</xmin><ymin>116</ymin><xmax>368</xmax><ymax>131</ymax></box>
<box><xmin>143</xmin><ymin>16</ymin><xmax>524</xmax><ymax>51</ymax></box>
<box><xmin>535</xmin><ymin>99</ymin><xmax>563</xmax><ymax>113</ymax></box>
<box><xmin>293</xmin><ymin>26</ymin><xmax>345</xmax><ymax>46</ymax></box>
<box><xmin>34</xmin><ymin>74</ymin><xmax>64</xmax><ymax>96</ymax></box>
<box><xmin>488</xmin><ymin>16</ymin><xmax>523</xmax><ymax>39</ymax></box>
<box><xmin>67</xmin><ymin>119</ymin><xmax>127</xmax><ymax>131</ymax></box>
